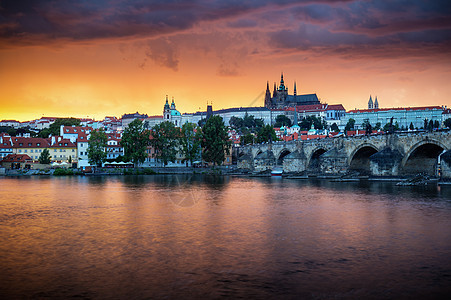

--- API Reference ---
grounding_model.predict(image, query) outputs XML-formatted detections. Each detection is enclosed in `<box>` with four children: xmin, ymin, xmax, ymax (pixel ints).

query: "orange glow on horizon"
<box><xmin>1</xmin><ymin>1</ymin><xmax>450</xmax><ymax>122</ymax></box>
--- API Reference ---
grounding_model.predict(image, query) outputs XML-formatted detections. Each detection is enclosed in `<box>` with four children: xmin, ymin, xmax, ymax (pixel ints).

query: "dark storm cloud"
<box><xmin>1</xmin><ymin>0</ymin><xmax>450</xmax><ymax>58</ymax></box>
<box><xmin>270</xmin><ymin>0</ymin><xmax>451</xmax><ymax>56</ymax></box>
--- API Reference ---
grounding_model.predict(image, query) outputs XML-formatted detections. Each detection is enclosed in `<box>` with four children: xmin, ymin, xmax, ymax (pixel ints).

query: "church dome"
<box><xmin>171</xmin><ymin>110</ymin><xmax>181</xmax><ymax>116</ymax></box>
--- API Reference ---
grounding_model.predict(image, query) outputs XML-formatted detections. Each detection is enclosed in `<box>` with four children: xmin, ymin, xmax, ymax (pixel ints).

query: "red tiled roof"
<box><xmin>0</xmin><ymin>140</ymin><xmax>12</xmax><ymax>148</ymax></box>
<box><xmin>297</xmin><ymin>104</ymin><xmax>327</xmax><ymax>111</ymax></box>
<box><xmin>347</xmin><ymin>106</ymin><xmax>443</xmax><ymax>113</ymax></box>
<box><xmin>50</xmin><ymin>138</ymin><xmax>76</xmax><ymax>148</ymax></box>
<box><xmin>1</xmin><ymin>154</ymin><xmax>32</xmax><ymax>162</ymax></box>
<box><xmin>325</xmin><ymin>104</ymin><xmax>346</xmax><ymax>111</ymax></box>
<box><xmin>0</xmin><ymin>120</ymin><xmax>20</xmax><ymax>123</ymax></box>
<box><xmin>12</xmin><ymin>137</ymin><xmax>50</xmax><ymax>148</ymax></box>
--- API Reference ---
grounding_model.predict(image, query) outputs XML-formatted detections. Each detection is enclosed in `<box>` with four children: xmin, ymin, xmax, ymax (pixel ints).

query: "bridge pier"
<box><xmin>254</xmin><ymin>150</ymin><xmax>276</xmax><ymax>172</ymax></box>
<box><xmin>282</xmin><ymin>150</ymin><xmax>307</xmax><ymax>173</ymax></box>
<box><xmin>369</xmin><ymin>148</ymin><xmax>403</xmax><ymax>176</ymax></box>
<box><xmin>440</xmin><ymin>150</ymin><xmax>451</xmax><ymax>179</ymax></box>
<box><xmin>319</xmin><ymin>148</ymin><xmax>348</xmax><ymax>175</ymax></box>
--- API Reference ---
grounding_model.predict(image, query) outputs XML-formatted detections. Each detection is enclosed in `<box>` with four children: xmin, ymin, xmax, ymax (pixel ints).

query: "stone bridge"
<box><xmin>237</xmin><ymin>131</ymin><xmax>451</xmax><ymax>177</ymax></box>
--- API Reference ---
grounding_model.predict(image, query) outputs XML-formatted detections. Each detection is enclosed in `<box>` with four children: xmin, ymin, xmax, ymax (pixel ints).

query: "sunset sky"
<box><xmin>1</xmin><ymin>0</ymin><xmax>450</xmax><ymax>121</ymax></box>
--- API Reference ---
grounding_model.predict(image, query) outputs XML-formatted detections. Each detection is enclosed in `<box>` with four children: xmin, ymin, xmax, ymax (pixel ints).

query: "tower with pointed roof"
<box><xmin>374</xmin><ymin>96</ymin><xmax>379</xmax><ymax>109</ymax></box>
<box><xmin>164</xmin><ymin>95</ymin><xmax>171</xmax><ymax>120</ymax></box>
<box><xmin>368</xmin><ymin>95</ymin><xmax>374</xmax><ymax>109</ymax></box>
<box><xmin>264</xmin><ymin>81</ymin><xmax>272</xmax><ymax>108</ymax></box>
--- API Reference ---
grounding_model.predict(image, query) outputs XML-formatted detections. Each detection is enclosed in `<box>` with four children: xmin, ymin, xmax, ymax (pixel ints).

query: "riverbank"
<box><xmin>2</xmin><ymin>166</ymin><xmax>450</xmax><ymax>185</ymax></box>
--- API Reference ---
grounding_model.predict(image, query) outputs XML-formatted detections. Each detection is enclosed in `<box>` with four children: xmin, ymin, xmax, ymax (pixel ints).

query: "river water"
<box><xmin>1</xmin><ymin>175</ymin><xmax>450</xmax><ymax>299</ymax></box>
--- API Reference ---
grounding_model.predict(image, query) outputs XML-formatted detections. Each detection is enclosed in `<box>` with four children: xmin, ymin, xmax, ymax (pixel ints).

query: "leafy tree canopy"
<box><xmin>345</xmin><ymin>118</ymin><xmax>355</xmax><ymax>132</ymax></box>
<box><xmin>363</xmin><ymin>119</ymin><xmax>372</xmax><ymax>135</ymax></box>
<box><xmin>274</xmin><ymin>114</ymin><xmax>292</xmax><ymax>128</ymax></box>
<box><xmin>38</xmin><ymin>148</ymin><xmax>51</xmax><ymax>164</ymax></box>
<box><xmin>444</xmin><ymin>118</ymin><xmax>451</xmax><ymax>129</ymax></box>
<box><xmin>150</xmin><ymin>121</ymin><xmax>180</xmax><ymax>166</ymax></box>
<box><xmin>121</xmin><ymin>119</ymin><xmax>150</xmax><ymax>167</ymax></box>
<box><xmin>330</xmin><ymin>123</ymin><xmax>339</xmax><ymax>132</ymax></box>
<box><xmin>240</xmin><ymin>133</ymin><xmax>254</xmax><ymax>145</ymax></box>
<box><xmin>201</xmin><ymin>115</ymin><xmax>231</xmax><ymax>166</ymax></box>
<box><xmin>229</xmin><ymin>113</ymin><xmax>264</xmax><ymax>133</ymax></box>
<box><xmin>257</xmin><ymin>125</ymin><xmax>278</xmax><ymax>143</ymax></box>
<box><xmin>299</xmin><ymin>115</ymin><xmax>326</xmax><ymax>130</ymax></box>
<box><xmin>87</xmin><ymin>128</ymin><xmax>108</xmax><ymax>167</ymax></box>
<box><xmin>180</xmin><ymin>122</ymin><xmax>202</xmax><ymax>166</ymax></box>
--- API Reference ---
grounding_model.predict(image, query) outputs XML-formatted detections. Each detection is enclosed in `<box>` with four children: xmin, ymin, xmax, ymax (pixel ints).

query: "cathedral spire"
<box><xmin>164</xmin><ymin>95</ymin><xmax>170</xmax><ymax>109</ymax></box>
<box><xmin>294</xmin><ymin>81</ymin><xmax>297</xmax><ymax>96</ymax></box>
<box><xmin>279</xmin><ymin>72</ymin><xmax>286</xmax><ymax>91</ymax></box>
<box><xmin>171</xmin><ymin>97</ymin><xmax>176</xmax><ymax>109</ymax></box>
<box><xmin>368</xmin><ymin>95</ymin><xmax>373</xmax><ymax>109</ymax></box>
<box><xmin>374</xmin><ymin>96</ymin><xmax>379</xmax><ymax>109</ymax></box>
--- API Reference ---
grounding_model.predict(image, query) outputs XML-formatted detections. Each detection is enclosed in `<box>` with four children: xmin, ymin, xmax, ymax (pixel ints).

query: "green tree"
<box><xmin>150</xmin><ymin>121</ymin><xmax>179</xmax><ymax>166</ymax></box>
<box><xmin>87</xmin><ymin>128</ymin><xmax>108</xmax><ymax>168</ymax></box>
<box><xmin>121</xmin><ymin>119</ymin><xmax>149</xmax><ymax>167</ymax></box>
<box><xmin>330</xmin><ymin>123</ymin><xmax>339</xmax><ymax>132</ymax></box>
<box><xmin>254</xmin><ymin>118</ymin><xmax>264</xmax><ymax>129</ymax></box>
<box><xmin>428</xmin><ymin>120</ymin><xmax>434</xmax><ymax>132</ymax></box>
<box><xmin>240</xmin><ymin>133</ymin><xmax>254</xmax><ymax>145</ymax></box>
<box><xmin>229</xmin><ymin>114</ymin><xmax>264</xmax><ymax>133</ymax></box>
<box><xmin>201</xmin><ymin>115</ymin><xmax>231</xmax><ymax>166</ymax></box>
<box><xmin>39</xmin><ymin>118</ymin><xmax>81</xmax><ymax>138</ymax></box>
<box><xmin>363</xmin><ymin>119</ymin><xmax>372</xmax><ymax>135</ymax></box>
<box><xmin>180</xmin><ymin>122</ymin><xmax>201</xmax><ymax>166</ymax></box>
<box><xmin>345</xmin><ymin>118</ymin><xmax>355</xmax><ymax>132</ymax></box>
<box><xmin>299</xmin><ymin>116</ymin><xmax>326</xmax><ymax>130</ymax></box>
<box><xmin>434</xmin><ymin>120</ymin><xmax>440</xmax><ymax>129</ymax></box>
<box><xmin>274</xmin><ymin>114</ymin><xmax>292</xmax><ymax>128</ymax></box>
<box><xmin>409</xmin><ymin>122</ymin><xmax>414</xmax><ymax>130</ymax></box>
<box><xmin>198</xmin><ymin>118</ymin><xmax>207</xmax><ymax>127</ymax></box>
<box><xmin>375</xmin><ymin>122</ymin><xmax>382</xmax><ymax>131</ymax></box>
<box><xmin>243</xmin><ymin>113</ymin><xmax>255</xmax><ymax>128</ymax></box>
<box><xmin>257</xmin><ymin>125</ymin><xmax>278</xmax><ymax>143</ymax></box>
<box><xmin>229</xmin><ymin>116</ymin><xmax>243</xmax><ymax>129</ymax></box>
<box><xmin>38</xmin><ymin>148</ymin><xmax>51</xmax><ymax>164</ymax></box>
<box><xmin>444</xmin><ymin>118</ymin><xmax>451</xmax><ymax>129</ymax></box>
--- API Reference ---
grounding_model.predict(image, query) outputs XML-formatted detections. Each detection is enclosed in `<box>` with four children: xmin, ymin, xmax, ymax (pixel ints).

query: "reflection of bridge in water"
<box><xmin>237</xmin><ymin>131</ymin><xmax>451</xmax><ymax>177</ymax></box>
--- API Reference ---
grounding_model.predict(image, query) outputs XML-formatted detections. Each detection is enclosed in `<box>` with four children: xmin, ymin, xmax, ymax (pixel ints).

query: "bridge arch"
<box><xmin>348</xmin><ymin>143</ymin><xmax>379</xmax><ymax>175</ymax></box>
<box><xmin>402</xmin><ymin>139</ymin><xmax>447</xmax><ymax>175</ymax></box>
<box><xmin>277</xmin><ymin>149</ymin><xmax>292</xmax><ymax>165</ymax></box>
<box><xmin>307</xmin><ymin>147</ymin><xmax>328</xmax><ymax>172</ymax></box>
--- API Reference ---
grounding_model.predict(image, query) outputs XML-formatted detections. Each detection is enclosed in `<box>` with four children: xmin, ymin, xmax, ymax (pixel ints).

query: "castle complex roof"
<box><xmin>348</xmin><ymin>106</ymin><xmax>443</xmax><ymax>113</ymax></box>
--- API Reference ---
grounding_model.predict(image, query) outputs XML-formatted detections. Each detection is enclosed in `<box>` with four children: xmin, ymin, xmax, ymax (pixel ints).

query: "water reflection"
<box><xmin>0</xmin><ymin>176</ymin><xmax>450</xmax><ymax>299</ymax></box>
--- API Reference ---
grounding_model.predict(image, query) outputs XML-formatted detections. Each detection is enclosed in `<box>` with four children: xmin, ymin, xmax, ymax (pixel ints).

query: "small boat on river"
<box><xmin>271</xmin><ymin>167</ymin><xmax>283</xmax><ymax>176</ymax></box>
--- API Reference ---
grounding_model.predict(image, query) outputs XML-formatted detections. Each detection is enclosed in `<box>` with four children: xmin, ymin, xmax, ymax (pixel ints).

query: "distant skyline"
<box><xmin>1</xmin><ymin>0</ymin><xmax>450</xmax><ymax>121</ymax></box>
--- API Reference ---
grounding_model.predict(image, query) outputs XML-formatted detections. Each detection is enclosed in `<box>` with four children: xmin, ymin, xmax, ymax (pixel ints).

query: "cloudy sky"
<box><xmin>1</xmin><ymin>0</ymin><xmax>450</xmax><ymax>121</ymax></box>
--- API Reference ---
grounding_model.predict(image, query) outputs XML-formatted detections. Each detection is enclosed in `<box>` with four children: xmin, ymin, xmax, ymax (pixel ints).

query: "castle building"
<box><xmin>264</xmin><ymin>73</ymin><xmax>321</xmax><ymax>109</ymax></box>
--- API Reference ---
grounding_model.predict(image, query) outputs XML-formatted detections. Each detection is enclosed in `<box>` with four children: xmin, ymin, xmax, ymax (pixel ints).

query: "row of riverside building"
<box><xmin>1</xmin><ymin>73</ymin><xmax>450</xmax><ymax>170</ymax></box>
